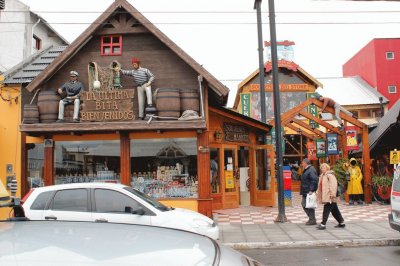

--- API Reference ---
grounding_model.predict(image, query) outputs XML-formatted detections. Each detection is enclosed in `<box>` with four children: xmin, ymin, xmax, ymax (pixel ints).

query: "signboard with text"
<box><xmin>81</xmin><ymin>89</ymin><xmax>135</xmax><ymax>122</ymax></box>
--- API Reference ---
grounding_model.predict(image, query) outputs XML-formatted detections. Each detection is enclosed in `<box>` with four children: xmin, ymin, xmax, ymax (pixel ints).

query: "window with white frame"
<box><xmin>386</xmin><ymin>52</ymin><xmax>394</xmax><ymax>60</ymax></box>
<box><xmin>32</xmin><ymin>35</ymin><xmax>41</xmax><ymax>50</ymax></box>
<box><xmin>388</xmin><ymin>85</ymin><xmax>397</xmax><ymax>94</ymax></box>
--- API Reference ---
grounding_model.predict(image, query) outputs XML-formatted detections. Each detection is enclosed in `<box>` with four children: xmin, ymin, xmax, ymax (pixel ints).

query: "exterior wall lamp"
<box><xmin>214</xmin><ymin>130</ymin><xmax>223</xmax><ymax>141</ymax></box>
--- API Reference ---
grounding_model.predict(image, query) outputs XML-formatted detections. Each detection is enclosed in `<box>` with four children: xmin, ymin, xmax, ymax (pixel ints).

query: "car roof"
<box><xmin>0</xmin><ymin>220</ymin><xmax>217</xmax><ymax>265</ymax></box>
<box><xmin>31</xmin><ymin>182</ymin><xmax>127</xmax><ymax>192</ymax></box>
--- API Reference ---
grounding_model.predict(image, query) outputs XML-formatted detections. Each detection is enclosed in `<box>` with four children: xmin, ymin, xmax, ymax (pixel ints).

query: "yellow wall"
<box><xmin>159</xmin><ymin>199</ymin><xmax>198</xmax><ymax>212</ymax></box>
<box><xmin>0</xmin><ymin>82</ymin><xmax>21</xmax><ymax>219</ymax></box>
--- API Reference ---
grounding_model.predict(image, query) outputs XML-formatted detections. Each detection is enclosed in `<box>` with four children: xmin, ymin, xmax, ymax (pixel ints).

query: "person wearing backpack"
<box><xmin>316</xmin><ymin>163</ymin><xmax>346</xmax><ymax>230</ymax></box>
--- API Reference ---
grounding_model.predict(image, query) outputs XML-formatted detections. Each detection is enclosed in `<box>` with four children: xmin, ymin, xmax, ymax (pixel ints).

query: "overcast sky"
<box><xmin>20</xmin><ymin>0</ymin><xmax>400</xmax><ymax>106</ymax></box>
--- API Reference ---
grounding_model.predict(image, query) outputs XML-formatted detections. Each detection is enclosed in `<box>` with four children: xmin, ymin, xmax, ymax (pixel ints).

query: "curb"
<box><xmin>223</xmin><ymin>238</ymin><xmax>400</xmax><ymax>250</ymax></box>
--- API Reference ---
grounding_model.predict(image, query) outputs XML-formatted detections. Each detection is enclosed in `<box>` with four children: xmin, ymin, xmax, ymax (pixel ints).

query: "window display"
<box><xmin>130</xmin><ymin>138</ymin><xmax>198</xmax><ymax>198</ymax></box>
<box><xmin>54</xmin><ymin>140</ymin><xmax>120</xmax><ymax>184</ymax></box>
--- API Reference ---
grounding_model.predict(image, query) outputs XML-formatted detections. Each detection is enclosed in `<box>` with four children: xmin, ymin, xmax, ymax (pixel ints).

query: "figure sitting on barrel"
<box><xmin>56</xmin><ymin>71</ymin><xmax>84</xmax><ymax>123</ymax></box>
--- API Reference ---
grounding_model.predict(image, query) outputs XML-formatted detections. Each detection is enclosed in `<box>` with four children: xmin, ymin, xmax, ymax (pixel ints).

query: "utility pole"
<box><xmin>268</xmin><ymin>0</ymin><xmax>287</xmax><ymax>222</ymax></box>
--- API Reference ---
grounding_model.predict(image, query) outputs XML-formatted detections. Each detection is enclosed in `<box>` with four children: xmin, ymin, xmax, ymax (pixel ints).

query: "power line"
<box><xmin>1</xmin><ymin>21</ymin><xmax>400</xmax><ymax>25</ymax></box>
<box><xmin>3</xmin><ymin>10</ymin><xmax>400</xmax><ymax>14</ymax></box>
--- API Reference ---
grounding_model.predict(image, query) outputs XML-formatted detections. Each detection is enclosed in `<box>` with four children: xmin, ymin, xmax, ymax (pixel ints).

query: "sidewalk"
<box><xmin>213</xmin><ymin>194</ymin><xmax>400</xmax><ymax>249</ymax></box>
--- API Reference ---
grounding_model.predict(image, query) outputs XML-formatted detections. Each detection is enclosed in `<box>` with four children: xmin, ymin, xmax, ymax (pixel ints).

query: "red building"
<box><xmin>343</xmin><ymin>38</ymin><xmax>400</xmax><ymax>109</ymax></box>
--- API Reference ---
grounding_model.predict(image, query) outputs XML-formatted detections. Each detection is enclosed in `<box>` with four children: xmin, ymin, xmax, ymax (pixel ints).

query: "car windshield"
<box><xmin>123</xmin><ymin>186</ymin><xmax>172</xmax><ymax>211</ymax></box>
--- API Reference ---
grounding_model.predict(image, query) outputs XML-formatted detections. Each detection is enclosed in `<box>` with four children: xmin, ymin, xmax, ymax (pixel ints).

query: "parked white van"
<box><xmin>389</xmin><ymin>166</ymin><xmax>400</xmax><ymax>232</ymax></box>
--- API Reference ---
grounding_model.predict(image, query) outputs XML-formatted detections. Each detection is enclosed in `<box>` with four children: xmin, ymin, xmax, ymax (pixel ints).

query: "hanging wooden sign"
<box><xmin>223</xmin><ymin>123</ymin><xmax>249</xmax><ymax>143</ymax></box>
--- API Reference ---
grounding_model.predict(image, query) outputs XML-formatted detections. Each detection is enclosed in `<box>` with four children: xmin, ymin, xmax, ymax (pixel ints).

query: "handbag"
<box><xmin>306</xmin><ymin>193</ymin><xmax>317</xmax><ymax>208</ymax></box>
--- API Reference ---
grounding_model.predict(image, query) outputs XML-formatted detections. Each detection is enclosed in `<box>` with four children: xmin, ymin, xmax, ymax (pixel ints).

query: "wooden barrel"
<box><xmin>180</xmin><ymin>88</ymin><xmax>199</xmax><ymax>113</ymax></box>
<box><xmin>155</xmin><ymin>88</ymin><xmax>181</xmax><ymax>118</ymax></box>
<box><xmin>23</xmin><ymin>104</ymin><xmax>39</xmax><ymax>124</ymax></box>
<box><xmin>37</xmin><ymin>90</ymin><xmax>60</xmax><ymax>123</ymax></box>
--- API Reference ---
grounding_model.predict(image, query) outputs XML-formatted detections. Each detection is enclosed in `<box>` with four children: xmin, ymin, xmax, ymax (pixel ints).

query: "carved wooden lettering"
<box><xmin>81</xmin><ymin>89</ymin><xmax>136</xmax><ymax>122</ymax></box>
<box><xmin>223</xmin><ymin>123</ymin><xmax>249</xmax><ymax>143</ymax></box>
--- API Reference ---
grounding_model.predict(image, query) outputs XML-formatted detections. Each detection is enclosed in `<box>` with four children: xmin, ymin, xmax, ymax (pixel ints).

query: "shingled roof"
<box><xmin>369</xmin><ymin>99</ymin><xmax>400</xmax><ymax>150</ymax></box>
<box><xmin>25</xmin><ymin>0</ymin><xmax>229</xmax><ymax>104</ymax></box>
<box><xmin>3</xmin><ymin>45</ymin><xmax>67</xmax><ymax>85</ymax></box>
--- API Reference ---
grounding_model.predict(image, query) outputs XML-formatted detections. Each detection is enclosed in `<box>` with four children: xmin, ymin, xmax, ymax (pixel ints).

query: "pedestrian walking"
<box><xmin>300</xmin><ymin>158</ymin><xmax>318</xmax><ymax>225</ymax></box>
<box><xmin>316</xmin><ymin>163</ymin><xmax>346</xmax><ymax>230</ymax></box>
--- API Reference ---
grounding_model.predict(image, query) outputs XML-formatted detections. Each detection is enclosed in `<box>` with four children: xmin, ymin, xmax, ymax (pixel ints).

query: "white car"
<box><xmin>0</xmin><ymin>220</ymin><xmax>260</xmax><ymax>266</ymax></box>
<box><xmin>389</xmin><ymin>168</ymin><xmax>400</xmax><ymax>232</ymax></box>
<box><xmin>23</xmin><ymin>183</ymin><xmax>219</xmax><ymax>239</ymax></box>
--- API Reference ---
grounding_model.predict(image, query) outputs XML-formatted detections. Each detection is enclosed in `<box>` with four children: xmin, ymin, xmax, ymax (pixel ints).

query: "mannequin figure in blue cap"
<box><xmin>56</xmin><ymin>71</ymin><xmax>84</xmax><ymax>123</ymax></box>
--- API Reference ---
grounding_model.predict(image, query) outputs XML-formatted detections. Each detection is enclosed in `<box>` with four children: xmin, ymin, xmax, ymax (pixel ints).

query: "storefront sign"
<box><xmin>316</xmin><ymin>139</ymin><xmax>326</xmax><ymax>158</ymax></box>
<box><xmin>240</xmin><ymin>93</ymin><xmax>251</xmax><ymax>117</ymax></box>
<box><xmin>250</xmin><ymin>83</ymin><xmax>309</xmax><ymax>92</ymax></box>
<box><xmin>326</xmin><ymin>133</ymin><xmax>338</xmax><ymax>155</ymax></box>
<box><xmin>345</xmin><ymin>126</ymin><xmax>358</xmax><ymax>151</ymax></box>
<box><xmin>223</xmin><ymin>123</ymin><xmax>249</xmax><ymax>143</ymax></box>
<box><xmin>81</xmin><ymin>89</ymin><xmax>135</xmax><ymax>122</ymax></box>
<box><xmin>390</xmin><ymin>150</ymin><xmax>400</xmax><ymax>164</ymax></box>
<box><xmin>225</xmin><ymin>170</ymin><xmax>235</xmax><ymax>189</ymax></box>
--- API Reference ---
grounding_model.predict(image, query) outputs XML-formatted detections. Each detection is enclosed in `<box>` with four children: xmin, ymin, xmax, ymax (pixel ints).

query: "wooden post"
<box><xmin>197</xmin><ymin>130</ymin><xmax>212</xmax><ymax>217</ymax></box>
<box><xmin>362</xmin><ymin>124</ymin><xmax>371</xmax><ymax>203</ymax></box>
<box><xmin>43</xmin><ymin>139</ymin><xmax>54</xmax><ymax>186</ymax></box>
<box><xmin>120</xmin><ymin>133</ymin><xmax>131</xmax><ymax>186</ymax></box>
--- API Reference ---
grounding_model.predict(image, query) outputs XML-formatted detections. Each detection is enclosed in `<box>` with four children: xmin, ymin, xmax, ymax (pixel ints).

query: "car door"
<box><xmin>41</xmin><ymin>188</ymin><xmax>92</xmax><ymax>221</ymax></box>
<box><xmin>92</xmin><ymin>188</ymin><xmax>152</xmax><ymax>225</ymax></box>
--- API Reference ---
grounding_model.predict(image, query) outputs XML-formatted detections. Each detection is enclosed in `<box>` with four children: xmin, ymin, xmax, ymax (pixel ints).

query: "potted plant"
<box><xmin>372</xmin><ymin>175</ymin><xmax>393</xmax><ymax>203</ymax></box>
<box><xmin>332</xmin><ymin>158</ymin><xmax>349</xmax><ymax>201</ymax></box>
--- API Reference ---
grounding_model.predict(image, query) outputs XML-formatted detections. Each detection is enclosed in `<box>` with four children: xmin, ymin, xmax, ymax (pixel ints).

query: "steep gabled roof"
<box><xmin>3</xmin><ymin>46</ymin><xmax>66</xmax><ymax>85</ymax></box>
<box><xmin>369</xmin><ymin>99</ymin><xmax>400</xmax><ymax>150</ymax></box>
<box><xmin>316</xmin><ymin>76</ymin><xmax>388</xmax><ymax>106</ymax></box>
<box><xmin>25</xmin><ymin>0</ymin><xmax>229</xmax><ymax>103</ymax></box>
<box><xmin>233</xmin><ymin>60</ymin><xmax>322</xmax><ymax>108</ymax></box>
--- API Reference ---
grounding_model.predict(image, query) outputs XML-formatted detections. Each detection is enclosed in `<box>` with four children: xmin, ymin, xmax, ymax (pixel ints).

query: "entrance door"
<box><xmin>222</xmin><ymin>145</ymin><xmax>239</xmax><ymax>209</ymax></box>
<box><xmin>252</xmin><ymin>144</ymin><xmax>276</xmax><ymax>207</ymax></box>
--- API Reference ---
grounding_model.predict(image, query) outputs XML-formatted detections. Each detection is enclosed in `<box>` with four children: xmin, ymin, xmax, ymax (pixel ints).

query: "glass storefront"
<box><xmin>27</xmin><ymin>143</ymin><xmax>44</xmax><ymax>189</ymax></box>
<box><xmin>130</xmin><ymin>138</ymin><xmax>198</xmax><ymax>199</ymax></box>
<box><xmin>54</xmin><ymin>140</ymin><xmax>121</xmax><ymax>184</ymax></box>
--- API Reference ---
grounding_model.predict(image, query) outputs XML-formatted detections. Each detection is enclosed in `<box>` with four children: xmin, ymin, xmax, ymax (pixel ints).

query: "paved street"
<box><xmin>213</xmin><ymin>194</ymin><xmax>400</xmax><ymax>249</ymax></box>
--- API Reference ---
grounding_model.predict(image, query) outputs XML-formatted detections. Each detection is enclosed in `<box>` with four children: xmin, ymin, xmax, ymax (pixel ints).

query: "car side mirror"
<box><xmin>132</xmin><ymin>207</ymin><xmax>145</xmax><ymax>215</ymax></box>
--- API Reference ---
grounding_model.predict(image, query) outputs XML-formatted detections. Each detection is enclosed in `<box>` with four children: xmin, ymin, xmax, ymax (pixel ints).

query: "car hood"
<box><xmin>0</xmin><ymin>221</ymin><xmax>218</xmax><ymax>266</ymax></box>
<box><xmin>161</xmin><ymin>207</ymin><xmax>215</xmax><ymax>225</ymax></box>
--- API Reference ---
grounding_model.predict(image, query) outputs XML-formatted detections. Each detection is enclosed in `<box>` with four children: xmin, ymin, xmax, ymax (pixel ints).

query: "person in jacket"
<box><xmin>343</xmin><ymin>158</ymin><xmax>364</xmax><ymax>205</ymax></box>
<box><xmin>56</xmin><ymin>71</ymin><xmax>84</xmax><ymax>123</ymax></box>
<box><xmin>300</xmin><ymin>158</ymin><xmax>319</xmax><ymax>225</ymax></box>
<box><xmin>316</xmin><ymin>163</ymin><xmax>345</xmax><ymax>230</ymax></box>
<box><xmin>316</xmin><ymin>94</ymin><xmax>356</xmax><ymax>130</ymax></box>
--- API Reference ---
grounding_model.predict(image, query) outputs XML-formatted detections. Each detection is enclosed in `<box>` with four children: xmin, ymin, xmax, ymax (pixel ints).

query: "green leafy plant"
<box><xmin>372</xmin><ymin>175</ymin><xmax>393</xmax><ymax>188</ymax></box>
<box><xmin>332</xmin><ymin>158</ymin><xmax>348</xmax><ymax>188</ymax></box>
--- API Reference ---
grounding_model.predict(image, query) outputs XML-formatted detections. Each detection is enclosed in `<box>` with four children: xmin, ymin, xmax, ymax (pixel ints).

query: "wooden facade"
<box><xmin>19</xmin><ymin>0</ymin><xmax>273</xmax><ymax>216</ymax></box>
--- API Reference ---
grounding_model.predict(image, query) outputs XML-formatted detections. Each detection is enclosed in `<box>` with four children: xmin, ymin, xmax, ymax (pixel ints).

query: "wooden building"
<box><xmin>18</xmin><ymin>0</ymin><xmax>273</xmax><ymax>217</ymax></box>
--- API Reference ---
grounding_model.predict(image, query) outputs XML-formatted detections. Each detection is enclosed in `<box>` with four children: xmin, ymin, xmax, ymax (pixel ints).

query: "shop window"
<box><xmin>54</xmin><ymin>140</ymin><xmax>121</xmax><ymax>184</ymax></box>
<box><xmin>210</xmin><ymin>148</ymin><xmax>220</xmax><ymax>194</ymax></box>
<box><xmin>386</xmin><ymin>52</ymin><xmax>394</xmax><ymax>60</ymax></box>
<box><xmin>27</xmin><ymin>142</ymin><xmax>45</xmax><ymax>189</ymax></box>
<box><xmin>130</xmin><ymin>138</ymin><xmax>198</xmax><ymax>199</ymax></box>
<box><xmin>32</xmin><ymin>35</ymin><xmax>41</xmax><ymax>50</ymax></box>
<box><xmin>388</xmin><ymin>85</ymin><xmax>397</xmax><ymax>94</ymax></box>
<box><xmin>101</xmin><ymin>35</ymin><xmax>122</xmax><ymax>56</ymax></box>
